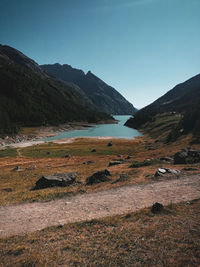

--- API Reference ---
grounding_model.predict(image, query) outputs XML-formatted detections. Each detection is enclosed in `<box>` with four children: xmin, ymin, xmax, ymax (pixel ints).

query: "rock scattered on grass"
<box><xmin>125</xmin><ymin>155</ymin><xmax>133</xmax><ymax>160</ymax></box>
<box><xmin>174</xmin><ymin>148</ymin><xmax>200</xmax><ymax>164</ymax></box>
<box><xmin>107</xmin><ymin>141</ymin><xmax>113</xmax><ymax>147</ymax></box>
<box><xmin>159</xmin><ymin>157</ymin><xmax>173</xmax><ymax>162</ymax></box>
<box><xmin>109</xmin><ymin>161</ymin><xmax>123</xmax><ymax>167</ymax></box>
<box><xmin>129</xmin><ymin>159</ymin><xmax>155</xmax><ymax>168</ymax></box>
<box><xmin>86</xmin><ymin>169</ymin><xmax>111</xmax><ymax>185</ymax></box>
<box><xmin>154</xmin><ymin>168</ymin><xmax>180</xmax><ymax>177</ymax></box>
<box><xmin>12</xmin><ymin>166</ymin><xmax>22</xmax><ymax>172</ymax></box>
<box><xmin>33</xmin><ymin>172</ymin><xmax>78</xmax><ymax>190</ymax></box>
<box><xmin>83</xmin><ymin>160</ymin><xmax>94</xmax><ymax>165</ymax></box>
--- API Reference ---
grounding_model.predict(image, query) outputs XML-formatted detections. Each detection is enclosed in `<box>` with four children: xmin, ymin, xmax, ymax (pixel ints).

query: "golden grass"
<box><xmin>0</xmin><ymin>199</ymin><xmax>199</xmax><ymax>266</ymax></box>
<box><xmin>0</xmin><ymin>136</ymin><xmax>200</xmax><ymax>206</ymax></box>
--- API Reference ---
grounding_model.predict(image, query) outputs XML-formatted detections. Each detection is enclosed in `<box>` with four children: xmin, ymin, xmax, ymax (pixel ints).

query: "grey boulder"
<box><xmin>154</xmin><ymin>168</ymin><xmax>180</xmax><ymax>177</ymax></box>
<box><xmin>34</xmin><ymin>172</ymin><xmax>77</xmax><ymax>190</ymax></box>
<box><xmin>86</xmin><ymin>169</ymin><xmax>111</xmax><ymax>185</ymax></box>
<box><xmin>174</xmin><ymin>148</ymin><xmax>200</xmax><ymax>164</ymax></box>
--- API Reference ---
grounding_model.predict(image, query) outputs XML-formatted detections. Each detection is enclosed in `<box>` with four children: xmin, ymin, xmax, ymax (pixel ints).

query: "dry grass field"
<box><xmin>0</xmin><ymin>199</ymin><xmax>199</xmax><ymax>266</ymax></box>
<box><xmin>0</xmin><ymin>133</ymin><xmax>200</xmax><ymax>266</ymax></box>
<box><xmin>0</xmin><ymin>136</ymin><xmax>199</xmax><ymax>206</ymax></box>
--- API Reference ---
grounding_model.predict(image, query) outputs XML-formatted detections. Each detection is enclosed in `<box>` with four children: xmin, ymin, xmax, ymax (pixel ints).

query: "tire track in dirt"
<box><xmin>0</xmin><ymin>174</ymin><xmax>199</xmax><ymax>237</ymax></box>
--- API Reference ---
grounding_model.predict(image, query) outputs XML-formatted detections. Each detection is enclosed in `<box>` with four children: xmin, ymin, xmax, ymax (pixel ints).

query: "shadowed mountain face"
<box><xmin>125</xmin><ymin>74</ymin><xmax>200</xmax><ymax>141</ymax></box>
<box><xmin>40</xmin><ymin>63</ymin><xmax>137</xmax><ymax>115</ymax></box>
<box><xmin>0</xmin><ymin>45</ymin><xmax>113</xmax><ymax>134</ymax></box>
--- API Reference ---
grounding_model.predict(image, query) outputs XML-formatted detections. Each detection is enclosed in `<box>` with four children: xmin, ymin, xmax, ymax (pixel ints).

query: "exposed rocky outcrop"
<box><xmin>174</xmin><ymin>148</ymin><xmax>200</xmax><ymax>164</ymax></box>
<box><xmin>34</xmin><ymin>172</ymin><xmax>77</xmax><ymax>190</ymax></box>
<box><xmin>86</xmin><ymin>169</ymin><xmax>111</xmax><ymax>185</ymax></box>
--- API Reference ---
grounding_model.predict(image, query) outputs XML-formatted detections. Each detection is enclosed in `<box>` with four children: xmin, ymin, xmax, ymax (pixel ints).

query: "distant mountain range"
<box><xmin>40</xmin><ymin>63</ymin><xmax>137</xmax><ymax>115</ymax></box>
<box><xmin>125</xmin><ymin>74</ymin><xmax>200</xmax><ymax>142</ymax></box>
<box><xmin>0</xmin><ymin>45</ymin><xmax>115</xmax><ymax>133</ymax></box>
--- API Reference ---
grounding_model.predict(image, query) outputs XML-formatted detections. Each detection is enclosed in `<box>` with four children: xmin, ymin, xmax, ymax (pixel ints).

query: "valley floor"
<box><xmin>0</xmin><ymin>134</ymin><xmax>200</xmax><ymax>266</ymax></box>
<box><xmin>0</xmin><ymin>173</ymin><xmax>200</xmax><ymax>237</ymax></box>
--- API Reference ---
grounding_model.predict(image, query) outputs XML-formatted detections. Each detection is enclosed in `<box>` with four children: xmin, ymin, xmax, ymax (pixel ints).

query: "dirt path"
<box><xmin>0</xmin><ymin>174</ymin><xmax>200</xmax><ymax>237</ymax></box>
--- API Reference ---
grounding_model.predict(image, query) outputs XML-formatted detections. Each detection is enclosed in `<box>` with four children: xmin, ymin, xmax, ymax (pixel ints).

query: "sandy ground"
<box><xmin>0</xmin><ymin>174</ymin><xmax>199</xmax><ymax>237</ymax></box>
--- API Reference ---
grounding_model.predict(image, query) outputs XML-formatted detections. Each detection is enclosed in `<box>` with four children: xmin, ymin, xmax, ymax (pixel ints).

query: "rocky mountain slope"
<box><xmin>0</xmin><ymin>45</ymin><xmax>113</xmax><ymax>134</ymax></box>
<box><xmin>125</xmin><ymin>74</ymin><xmax>200</xmax><ymax>142</ymax></box>
<box><xmin>40</xmin><ymin>63</ymin><xmax>137</xmax><ymax>115</ymax></box>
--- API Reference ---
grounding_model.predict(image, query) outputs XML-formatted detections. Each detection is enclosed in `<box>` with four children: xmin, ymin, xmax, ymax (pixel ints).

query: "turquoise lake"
<box><xmin>44</xmin><ymin>115</ymin><xmax>141</xmax><ymax>141</ymax></box>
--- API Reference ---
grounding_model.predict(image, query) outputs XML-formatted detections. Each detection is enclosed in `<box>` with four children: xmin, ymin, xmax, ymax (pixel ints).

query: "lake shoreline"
<box><xmin>0</xmin><ymin>116</ymin><xmax>140</xmax><ymax>149</ymax></box>
<box><xmin>0</xmin><ymin>119</ymin><xmax>119</xmax><ymax>149</ymax></box>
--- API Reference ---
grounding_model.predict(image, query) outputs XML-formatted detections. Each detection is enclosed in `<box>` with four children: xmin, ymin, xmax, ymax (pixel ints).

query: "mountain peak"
<box><xmin>40</xmin><ymin>63</ymin><xmax>137</xmax><ymax>115</ymax></box>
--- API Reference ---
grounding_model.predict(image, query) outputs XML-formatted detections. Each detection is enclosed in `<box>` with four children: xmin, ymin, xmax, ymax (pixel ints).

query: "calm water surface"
<box><xmin>44</xmin><ymin>115</ymin><xmax>141</xmax><ymax>141</ymax></box>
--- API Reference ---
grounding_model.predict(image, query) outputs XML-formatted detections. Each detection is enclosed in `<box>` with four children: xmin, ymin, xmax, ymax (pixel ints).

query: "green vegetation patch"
<box><xmin>0</xmin><ymin>148</ymin><xmax>17</xmax><ymax>157</ymax></box>
<box><xmin>21</xmin><ymin>139</ymin><xmax>141</xmax><ymax>158</ymax></box>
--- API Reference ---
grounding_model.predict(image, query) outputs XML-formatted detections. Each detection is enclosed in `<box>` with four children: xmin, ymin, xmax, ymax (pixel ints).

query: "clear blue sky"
<box><xmin>0</xmin><ymin>0</ymin><xmax>199</xmax><ymax>108</ymax></box>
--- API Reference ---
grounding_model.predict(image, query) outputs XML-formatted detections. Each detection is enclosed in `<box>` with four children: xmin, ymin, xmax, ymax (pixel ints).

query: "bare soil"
<box><xmin>0</xmin><ymin>173</ymin><xmax>199</xmax><ymax>237</ymax></box>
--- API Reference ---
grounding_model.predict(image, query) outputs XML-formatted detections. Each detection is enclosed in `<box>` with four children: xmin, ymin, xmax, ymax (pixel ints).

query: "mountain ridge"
<box><xmin>0</xmin><ymin>45</ymin><xmax>113</xmax><ymax>134</ymax></box>
<box><xmin>125</xmin><ymin>74</ymin><xmax>200</xmax><ymax>142</ymax></box>
<box><xmin>40</xmin><ymin>63</ymin><xmax>137</xmax><ymax>115</ymax></box>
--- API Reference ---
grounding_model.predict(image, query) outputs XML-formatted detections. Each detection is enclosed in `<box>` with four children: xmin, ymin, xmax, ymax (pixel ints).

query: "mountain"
<box><xmin>125</xmin><ymin>74</ymin><xmax>200</xmax><ymax>142</ymax></box>
<box><xmin>0</xmin><ymin>45</ymin><xmax>113</xmax><ymax>134</ymax></box>
<box><xmin>40</xmin><ymin>63</ymin><xmax>137</xmax><ymax>115</ymax></box>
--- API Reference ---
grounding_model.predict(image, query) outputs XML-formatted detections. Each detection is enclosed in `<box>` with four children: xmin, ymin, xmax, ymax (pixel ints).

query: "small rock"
<box><xmin>107</xmin><ymin>141</ymin><xmax>113</xmax><ymax>147</ymax></box>
<box><xmin>109</xmin><ymin>161</ymin><xmax>123</xmax><ymax>167</ymax></box>
<box><xmin>12</xmin><ymin>166</ymin><xmax>22</xmax><ymax>172</ymax></box>
<box><xmin>46</xmin><ymin>152</ymin><xmax>50</xmax><ymax>155</ymax></box>
<box><xmin>83</xmin><ymin>160</ymin><xmax>94</xmax><ymax>165</ymax></box>
<box><xmin>159</xmin><ymin>157</ymin><xmax>173</xmax><ymax>162</ymax></box>
<box><xmin>57</xmin><ymin>224</ymin><xmax>64</xmax><ymax>229</ymax></box>
<box><xmin>125</xmin><ymin>155</ymin><xmax>133</xmax><ymax>160</ymax></box>
<box><xmin>151</xmin><ymin>202</ymin><xmax>164</xmax><ymax>214</ymax></box>
<box><xmin>154</xmin><ymin>168</ymin><xmax>180</xmax><ymax>177</ymax></box>
<box><xmin>64</xmin><ymin>154</ymin><xmax>70</xmax><ymax>158</ymax></box>
<box><xmin>86</xmin><ymin>169</ymin><xmax>111</xmax><ymax>185</ymax></box>
<box><xmin>12</xmin><ymin>166</ymin><xmax>19</xmax><ymax>171</ymax></box>
<box><xmin>91</xmin><ymin>149</ymin><xmax>96</xmax><ymax>153</ymax></box>
<box><xmin>154</xmin><ymin>168</ymin><xmax>167</xmax><ymax>177</ymax></box>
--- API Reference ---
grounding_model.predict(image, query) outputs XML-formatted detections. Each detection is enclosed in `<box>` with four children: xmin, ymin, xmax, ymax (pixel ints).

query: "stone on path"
<box><xmin>151</xmin><ymin>202</ymin><xmax>164</xmax><ymax>214</ymax></box>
